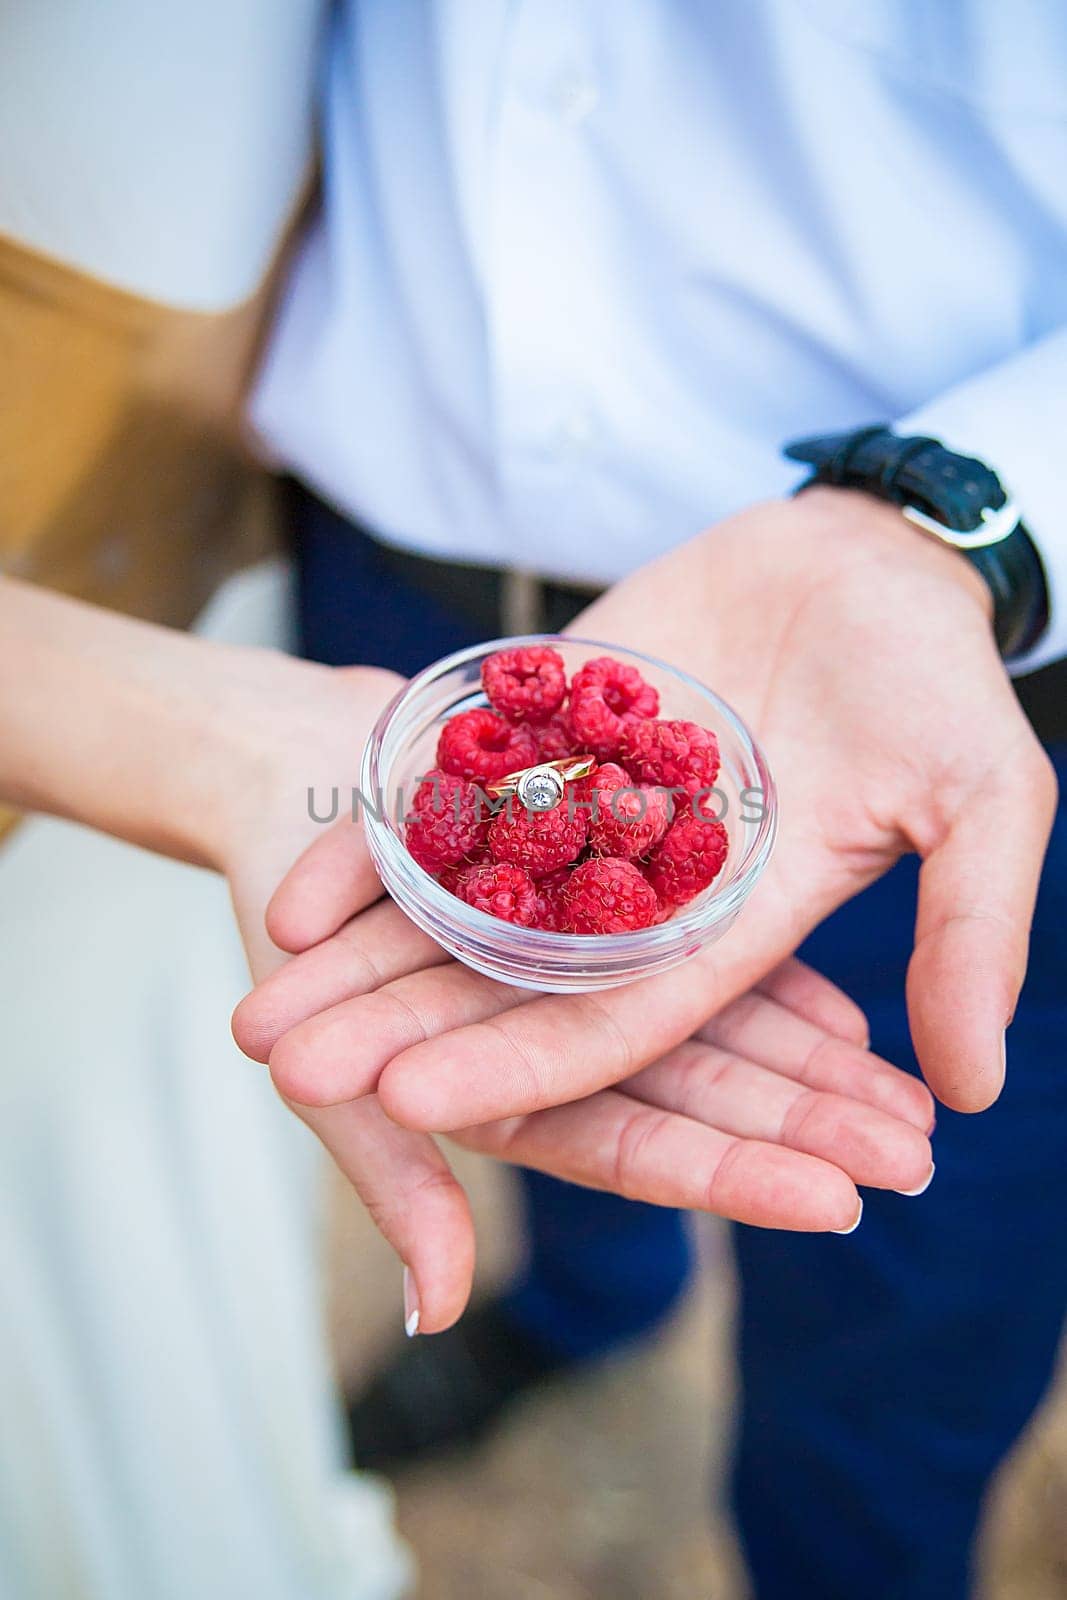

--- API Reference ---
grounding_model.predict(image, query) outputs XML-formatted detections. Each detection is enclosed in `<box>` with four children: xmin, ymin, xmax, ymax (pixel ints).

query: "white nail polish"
<box><xmin>1001</xmin><ymin>1030</ymin><xmax>1008</xmax><ymax>1073</ymax></box>
<box><xmin>831</xmin><ymin>1198</ymin><xmax>863</xmax><ymax>1235</ymax></box>
<box><xmin>897</xmin><ymin>1163</ymin><xmax>935</xmax><ymax>1198</ymax></box>
<box><xmin>403</xmin><ymin>1266</ymin><xmax>420</xmax><ymax>1338</ymax></box>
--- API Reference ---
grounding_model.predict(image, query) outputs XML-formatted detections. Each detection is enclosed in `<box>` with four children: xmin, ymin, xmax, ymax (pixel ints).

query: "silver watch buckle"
<box><xmin>901</xmin><ymin>499</ymin><xmax>1020</xmax><ymax>552</ymax></box>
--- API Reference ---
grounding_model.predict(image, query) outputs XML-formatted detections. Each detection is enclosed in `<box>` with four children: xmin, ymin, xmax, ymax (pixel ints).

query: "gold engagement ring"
<box><xmin>486</xmin><ymin>755</ymin><xmax>596</xmax><ymax>812</ymax></box>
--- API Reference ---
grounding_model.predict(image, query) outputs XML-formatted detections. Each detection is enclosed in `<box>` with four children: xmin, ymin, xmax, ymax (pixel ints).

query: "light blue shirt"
<box><xmin>252</xmin><ymin>0</ymin><xmax>1067</xmax><ymax>670</ymax></box>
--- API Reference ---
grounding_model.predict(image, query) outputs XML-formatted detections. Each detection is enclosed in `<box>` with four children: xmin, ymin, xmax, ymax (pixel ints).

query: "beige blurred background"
<box><xmin>329</xmin><ymin>1151</ymin><xmax>1067</xmax><ymax>1600</ymax></box>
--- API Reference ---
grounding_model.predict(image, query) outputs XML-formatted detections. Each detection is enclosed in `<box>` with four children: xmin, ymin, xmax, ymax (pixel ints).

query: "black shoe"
<box><xmin>346</xmin><ymin>1299</ymin><xmax>576</xmax><ymax>1473</ymax></box>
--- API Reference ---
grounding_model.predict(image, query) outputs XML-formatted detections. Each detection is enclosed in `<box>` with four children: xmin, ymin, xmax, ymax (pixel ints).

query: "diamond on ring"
<box><xmin>517</xmin><ymin>765</ymin><xmax>566</xmax><ymax>812</ymax></box>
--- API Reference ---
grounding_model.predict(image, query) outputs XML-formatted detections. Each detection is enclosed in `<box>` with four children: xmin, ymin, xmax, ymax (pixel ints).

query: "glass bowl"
<box><xmin>361</xmin><ymin>636</ymin><xmax>777</xmax><ymax>993</ymax></box>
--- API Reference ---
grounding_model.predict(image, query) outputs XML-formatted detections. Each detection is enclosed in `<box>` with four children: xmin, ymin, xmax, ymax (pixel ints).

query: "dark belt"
<box><xmin>372</xmin><ymin>539</ymin><xmax>603</xmax><ymax>637</ymax></box>
<box><xmin>377</xmin><ymin>539</ymin><xmax>1067</xmax><ymax>745</ymax></box>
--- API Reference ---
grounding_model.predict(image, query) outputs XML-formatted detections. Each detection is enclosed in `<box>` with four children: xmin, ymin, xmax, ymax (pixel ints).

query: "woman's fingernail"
<box><xmin>897</xmin><ymin>1162</ymin><xmax>935</xmax><ymax>1198</ymax></box>
<box><xmin>831</xmin><ymin>1198</ymin><xmax>863</xmax><ymax>1235</ymax></box>
<box><xmin>1001</xmin><ymin>1029</ymin><xmax>1008</xmax><ymax>1074</ymax></box>
<box><xmin>403</xmin><ymin>1267</ymin><xmax>420</xmax><ymax>1337</ymax></box>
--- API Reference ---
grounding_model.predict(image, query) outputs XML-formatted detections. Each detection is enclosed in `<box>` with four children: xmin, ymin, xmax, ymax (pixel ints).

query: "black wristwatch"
<box><xmin>783</xmin><ymin>425</ymin><xmax>1050</xmax><ymax>661</ymax></box>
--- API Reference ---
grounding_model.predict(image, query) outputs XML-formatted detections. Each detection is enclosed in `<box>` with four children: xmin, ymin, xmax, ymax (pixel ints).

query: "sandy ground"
<box><xmin>329</xmin><ymin>1152</ymin><xmax>1067</xmax><ymax>1600</ymax></box>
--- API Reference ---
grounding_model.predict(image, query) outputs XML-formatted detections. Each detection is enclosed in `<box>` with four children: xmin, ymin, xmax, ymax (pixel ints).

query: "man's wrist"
<box><xmin>785</xmin><ymin>426</ymin><xmax>1048</xmax><ymax>658</ymax></box>
<box><xmin>795</xmin><ymin>486</ymin><xmax>996</xmax><ymax>620</ymax></box>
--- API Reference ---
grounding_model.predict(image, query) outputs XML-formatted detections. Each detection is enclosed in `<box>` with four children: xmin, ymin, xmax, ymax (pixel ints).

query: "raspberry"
<box><xmin>488</xmin><ymin>797</ymin><xmax>588</xmax><ymax>877</ymax></box>
<box><xmin>437</xmin><ymin>708</ymin><xmax>538</xmax><ymax>783</ymax></box>
<box><xmin>586</xmin><ymin>764</ymin><xmax>672</xmax><ymax>859</ymax></box>
<box><xmin>644</xmin><ymin>812</ymin><xmax>729</xmax><ymax>906</ymax></box>
<box><xmin>436</xmin><ymin>861</ymin><xmax>466</xmax><ymax>895</ymax></box>
<box><xmin>620</xmin><ymin>718</ymin><xmax>720</xmax><ymax>795</ymax></box>
<box><xmin>533</xmin><ymin>712</ymin><xmax>576</xmax><ymax>762</ymax></box>
<box><xmin>562</xmin><ymin>857</ymin><xmax>659</xmax><ymax>934</ymax></box>
<box><xmin>455</xmin><ymin>861</ymin><xmax>539</xmax><ymax>925</ymax></box>
<box><xmin>572</xmin><ymin>759</ymin><xmax>628</xmax><ymax>801</ymax></box>
<box><xmin>482</xmin><ymin>645</ymin><xmax>567</xmax><ymax>723</ymax></box>
<box><xmin>405</xmin><ymin>770</ymin><xmax>489</xmax><ymax>870</ymax></box>
<box><xmin>532</xmin><ymin>868</ymin><xmax>573</xmax><ymax>932</ymax></box>
<box><xmin>436</xmin><ymin>841</ymin><xmax>492</xmax><ymax>893</ymax></box>
<box><xmin>567</xmin><ymin>656</ymin><xmax>660</xmax><ymax>760</ymax></box>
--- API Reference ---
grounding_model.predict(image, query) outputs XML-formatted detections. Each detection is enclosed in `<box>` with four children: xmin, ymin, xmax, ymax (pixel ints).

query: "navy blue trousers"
<box><xmin>297</xmin><ymin>491</ymin><xmax>1067</xmax><ymax>1599</ymax></box>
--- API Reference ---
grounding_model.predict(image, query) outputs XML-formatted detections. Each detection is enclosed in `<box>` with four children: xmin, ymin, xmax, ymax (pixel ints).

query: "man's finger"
<box><xmin>756</xmin><ymin>957</ymin><xmax>869</xmax><ymax>1047</ymax></box>
<box><xmin>457</xmin><ymin>1090</ymin><xmax>861</xmax><ymax>1232</ymax></box>
<box><xmin>907</xmin><ymin>742</ymin><xmax>1057</xmax><ymax>1111</ymax></box>
<box><xmin>627</xmin><ymin>1039</ymin><xmax>932</xmax><ymax>1192</ymax></box>
<box><xmin>698</xmin><ymin>992</ymin><xmax>934</xmax><ymax>1132</ymax></box>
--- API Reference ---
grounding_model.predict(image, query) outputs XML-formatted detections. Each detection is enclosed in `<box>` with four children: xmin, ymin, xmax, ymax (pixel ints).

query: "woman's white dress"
<box><xmin>0</xmin><ymin>566</ymin><xmax>413</xmax><ymax>1600</ymax></box>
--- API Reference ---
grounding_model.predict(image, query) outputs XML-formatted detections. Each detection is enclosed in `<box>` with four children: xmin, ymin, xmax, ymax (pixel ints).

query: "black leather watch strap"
<box><xmin>784</xmin><ymin>425</ymin><xmax>1050</xmax><ymax>660</ymax></box>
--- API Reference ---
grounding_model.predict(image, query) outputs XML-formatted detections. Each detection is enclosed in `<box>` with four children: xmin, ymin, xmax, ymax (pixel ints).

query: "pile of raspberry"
<box><xmin>404</xmin><ymin>644</ymin><xmax>729</xmax><ymax>934</ymax></box>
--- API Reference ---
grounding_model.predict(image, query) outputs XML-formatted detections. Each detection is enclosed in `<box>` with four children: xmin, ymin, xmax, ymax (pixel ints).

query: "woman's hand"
<box><xmin>238</xmin><ymin>938</ymin><xmax>934</xmax><ymax>1332</ymax></box>
<box><xmin>232</xmin><ymin>749</ymin><xmax>933</xmax><ymax>1330</ymax></box>
<box><xmin>0</xmin><ymin>576</ymin><xmax>478</xmax><ymax>1330</ymax></box>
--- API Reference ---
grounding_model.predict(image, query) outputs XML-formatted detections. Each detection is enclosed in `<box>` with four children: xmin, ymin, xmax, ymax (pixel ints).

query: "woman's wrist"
<box><xmin>0</xmin><ymin>577</ymin><xmax>333</xmax><ymax>871</ymax></box>
<box><xmin>149</xmin><ymin>640</ymin><xmax>334</xmax><ymax>872</ymax></box>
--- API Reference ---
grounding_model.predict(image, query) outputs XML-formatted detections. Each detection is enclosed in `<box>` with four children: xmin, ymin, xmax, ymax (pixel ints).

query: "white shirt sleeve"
<box><xmin>899</xmin><ymin>328</ymin><xmax>1067</xmax><ymax>675</ymax></box>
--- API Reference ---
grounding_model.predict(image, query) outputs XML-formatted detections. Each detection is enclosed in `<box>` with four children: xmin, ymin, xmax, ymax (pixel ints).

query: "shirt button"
<box><xmin>550</xmin><ymin>72</ymin><xmax>599</xmax><ymax>125</ymax></box>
